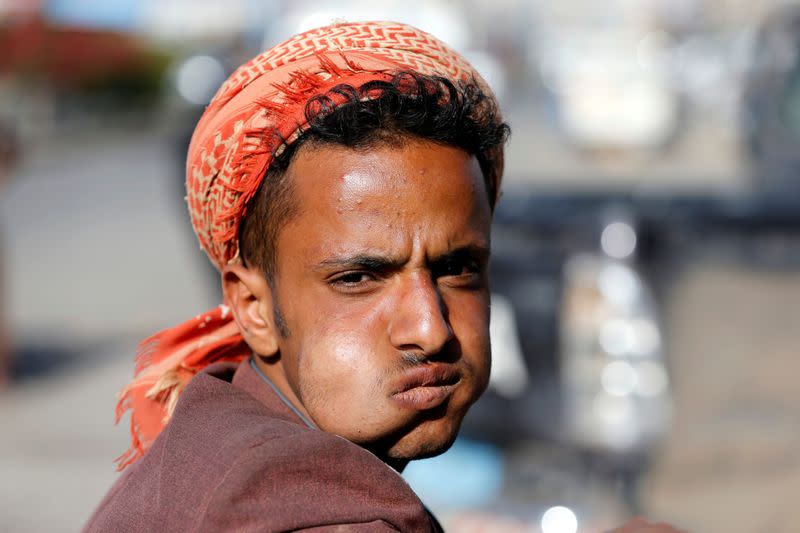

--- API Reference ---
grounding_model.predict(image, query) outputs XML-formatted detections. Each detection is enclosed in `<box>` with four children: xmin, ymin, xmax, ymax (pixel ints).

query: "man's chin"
<box><xmin>404</xmin><ymin>437</ymin><xmax>457</xmax><ymax>461</ymax></box>
<box><xmin>382</xmin><ymin>418</ymin><xmax>462</xmax><ymax>466</ymax></box>
<box><xmin>353</xmin><ymin>402</ymin><xmax>471</xmax><ymax>469</ymax></box>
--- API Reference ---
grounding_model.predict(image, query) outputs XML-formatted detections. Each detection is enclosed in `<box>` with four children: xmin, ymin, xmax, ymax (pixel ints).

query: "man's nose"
<box><xmin>388</xmin><ymin>273</ymin><xmax>454</xmax><ymax>356</ymax></box>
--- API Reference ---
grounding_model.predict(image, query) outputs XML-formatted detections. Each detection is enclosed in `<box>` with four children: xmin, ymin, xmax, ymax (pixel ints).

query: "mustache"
<box><xmin>400</xmin><ymin>351</ymin><xmax>429</xmax><ymax>366</ymax></box>
<box><xmin>375</xmin><ymin>351</ymin><xmax>445</xmax><ymax>394</ymax></box>
<box><xmin>373</xmin><ymin>346</ymin><xmax>464</xmax><ymax>396</ymax></box>
<box><xmin>397</xmin><ymin>341</ymin><xmax>462</xmax><ymax>368</ymax></box>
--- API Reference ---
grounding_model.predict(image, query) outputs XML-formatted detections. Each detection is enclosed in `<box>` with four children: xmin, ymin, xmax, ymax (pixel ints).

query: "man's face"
<box><xmin>266</xmin><ymin>138</ymin><xmax>492</xmax><ymax>467</ymax></box>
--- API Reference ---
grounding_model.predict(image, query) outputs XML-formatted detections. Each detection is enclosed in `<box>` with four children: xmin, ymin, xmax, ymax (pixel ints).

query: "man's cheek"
<box><xmin>446</xmin><ymin>288</ymin><xmax>489</xmax><ymax>316</ymax></box>
<box><xmin>298</xmin><ymin>337</ymin><xmax>377</xmax><ymax>404</ymax></box>
<box><xmin>325</xmin><ymin>332</ymin><xmax>369</xmax><ymax>371</ymax></box>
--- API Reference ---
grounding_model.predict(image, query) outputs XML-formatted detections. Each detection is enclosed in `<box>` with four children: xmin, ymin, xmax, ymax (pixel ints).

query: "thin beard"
<box><xmin>267</xmin><ymin>275</ymin><xmax>291</xmax><ymax>338</ymax></box>
<box><xmin>273</xmin><ymin>300</ymin><xmax>290</xmax><ymax>338</ymax></box>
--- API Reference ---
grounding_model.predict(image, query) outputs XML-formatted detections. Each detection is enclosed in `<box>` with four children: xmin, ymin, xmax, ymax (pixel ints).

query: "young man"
<box><xmin>86</xmin><ymin>21</ymin><xmax>683</xmax><ymax>533</ymax></box>
<box><xmin>85</xmin><ymin>21</ymin><xmax>503</xmax><ymax>532</ymax></box>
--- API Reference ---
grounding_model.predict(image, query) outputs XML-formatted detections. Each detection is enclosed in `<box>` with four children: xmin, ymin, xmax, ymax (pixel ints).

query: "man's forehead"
<box><xmin>286</xmin><ymin>139</ymin><xmax>483</xmax><ymax>202</ymax></box>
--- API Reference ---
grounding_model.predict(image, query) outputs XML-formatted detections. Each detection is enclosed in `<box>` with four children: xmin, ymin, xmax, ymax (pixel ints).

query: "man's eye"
<box><xmin>331</xmin><ymin>272</ymin><xmax>376</xmax><ymax>286</ymax></box>
<box><xmin>437</xmin><ymin>260</ymin><xmax>480</xmax><ymax>279</ymax></box>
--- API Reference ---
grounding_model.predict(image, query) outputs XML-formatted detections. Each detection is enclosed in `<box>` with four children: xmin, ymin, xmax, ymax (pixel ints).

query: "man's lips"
<box><xmin>390</xmin><ymin>364</ymin><xmax>461</xmax><ymax>410</ymax></box>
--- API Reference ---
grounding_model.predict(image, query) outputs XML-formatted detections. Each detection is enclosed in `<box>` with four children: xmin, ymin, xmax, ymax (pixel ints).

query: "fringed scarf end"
<box><xmin>114</xmin><ymin>416</ymin><xmax>145</xmax><ymax>471</ymax></box>
<box><xmin>113</xmin><ymin>306</ymin><xmax>249</xmax><ymax>470</ymax></box>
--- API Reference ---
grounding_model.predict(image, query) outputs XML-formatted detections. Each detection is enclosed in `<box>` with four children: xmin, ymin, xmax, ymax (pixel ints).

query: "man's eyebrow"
<box><xmin>314</xmin><ymin>253</ymin><xmax>406</xmax><ymax>271</ymax></box>
<box><xmin>315</xmin><ymin>244</ymin><xmax>490</xmax><ymax>272</ymax></box>
<box><xmin>431</xmin><ymin>244</ymin><xmax>491</xmax><ymax>264</ymax></box>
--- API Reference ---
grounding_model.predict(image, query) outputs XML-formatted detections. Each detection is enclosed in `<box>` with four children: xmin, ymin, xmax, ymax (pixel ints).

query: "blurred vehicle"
<box><xmin>0</xmin><ymin>11</ymin><xmax>168</xmax><ymax>135</ymax></box>
<box><xmin>559</xmin><ymin>249</ymin><xmax>670</xmax><ymax>456</ymax></box>
<box><xmin>466</xmin><ymin>194</ymin><xmax>672</xmax><ymax>516</ymax></box>
<box><xmin>536</xmin><ymin>28</ymin><xmax>681</xmax><ymax>152</ymax></box>
<box><xmin>742</xmin><ymin>4</ymin><xmax>800</xmax><ymax>193</ymax></box>
<box><xmin>528</xmin><ymin>0</ymin><xmax>684</xmax><ymax>154</ymax></box>
<box><xmin>0</xmin><ymin>15</ymin><xmax>165</xmax><ymax>97</ymax></box>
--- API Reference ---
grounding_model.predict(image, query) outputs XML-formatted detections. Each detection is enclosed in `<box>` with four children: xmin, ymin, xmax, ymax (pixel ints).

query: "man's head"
<box><xmin>223</xmin><ymin>72</ymin><xmax>507</xmax><ymax>468</ymax></box>
<box><xmin>224</xmin><ymin>140</ymin><xmax>491</xmax><ymax>468</ymax></box>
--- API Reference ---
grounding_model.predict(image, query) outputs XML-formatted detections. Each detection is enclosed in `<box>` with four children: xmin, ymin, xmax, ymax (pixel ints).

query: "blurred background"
<box><xmin>1</xmin><ymin>0</ymin><xmax>799</xmax><ymax>531</ymax></box>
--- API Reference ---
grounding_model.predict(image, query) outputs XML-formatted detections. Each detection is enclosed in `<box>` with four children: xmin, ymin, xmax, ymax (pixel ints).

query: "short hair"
<box><xmin>239</xmin><ymin>71</ymin><xmax>509</xmax><ymax>277</ymax></box>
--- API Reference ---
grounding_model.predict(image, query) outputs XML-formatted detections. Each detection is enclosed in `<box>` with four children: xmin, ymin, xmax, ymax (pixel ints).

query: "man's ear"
<box><xmin>221</xmin><ymin>263</ymin><xmax>280</xmax><ymax>357</ymax></box>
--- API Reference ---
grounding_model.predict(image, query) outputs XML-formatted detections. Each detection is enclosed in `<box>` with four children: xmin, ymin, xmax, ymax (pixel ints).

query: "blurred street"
<box><xmin>0</xmin><ymin>123</ymin><xmax>219</xmax><ymax>532</ymax></box>
<box><xmin>645</xmin><ymin>264</ymin><xmax>800</xmax><ymax>533</ymax></box>
<box><xmin>0</xmin><ymin>125</ymin><xmax>217</xmax><ymax>344</ymax></box>
<box><xmin>0</xmin><ymin>339</ymin><xmax>132</xmax><ymax>532</ymax></box>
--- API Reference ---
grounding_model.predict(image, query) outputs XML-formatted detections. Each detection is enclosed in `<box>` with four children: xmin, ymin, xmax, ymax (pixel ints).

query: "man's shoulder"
<box><xmin>85</xmin><ymin>366</ymin><xmax>435</xmax><ymax>532</ymax></box>
<box><xmin>198</xmin><ymin>432</ymin><xmax>432</xmax><ymax>533</ymax></box>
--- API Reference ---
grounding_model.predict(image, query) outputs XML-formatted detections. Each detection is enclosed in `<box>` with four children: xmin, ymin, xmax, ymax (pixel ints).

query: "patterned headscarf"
<box><xmin>116</xmin><ymin>20</ymin><xmax>502</xmax><ymax>469</ymax></box>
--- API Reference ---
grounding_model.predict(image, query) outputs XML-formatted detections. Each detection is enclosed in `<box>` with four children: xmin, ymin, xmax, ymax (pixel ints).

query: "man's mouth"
<box><xmin>390</xmin><ymin>364</ymin><xmax>461</xmax><ymax>410</ymax></box>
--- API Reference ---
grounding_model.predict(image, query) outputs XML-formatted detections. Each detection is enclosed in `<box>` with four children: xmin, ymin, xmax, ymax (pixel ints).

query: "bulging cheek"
<box><xmin>306</xmin><ymin>380</ymin><xmax>398</xmax><ymax>442</ymax></box>
<box><xmin>296</xmin><ymin>330</ymin><xmax>393</xmax><ymax>433</ymax></box>
<box><xmin>326</xmin><ymin>332</ymin><xmax>365</xmax><ymax>371</ymax></box>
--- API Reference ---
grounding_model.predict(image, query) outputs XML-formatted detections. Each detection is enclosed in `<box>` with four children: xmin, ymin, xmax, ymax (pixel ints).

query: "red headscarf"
<box><xmin>116</xmin><ymin>20</ymin><xmax>501</xmax><ymax>469</ymax></box>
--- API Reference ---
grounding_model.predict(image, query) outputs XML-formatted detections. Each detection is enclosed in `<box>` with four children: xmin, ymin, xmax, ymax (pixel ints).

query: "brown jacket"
<box><xmin>85</xmin><ymin>360</ymin><xmax>441</xmax><ymax>532</ymax></box>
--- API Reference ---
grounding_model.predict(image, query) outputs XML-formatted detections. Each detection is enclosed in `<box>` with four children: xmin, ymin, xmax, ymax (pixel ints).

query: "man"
<box><xmin>86</xmin><ymin>21</ymin><xmax>683</xmax><ymax>532</ymax></box>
